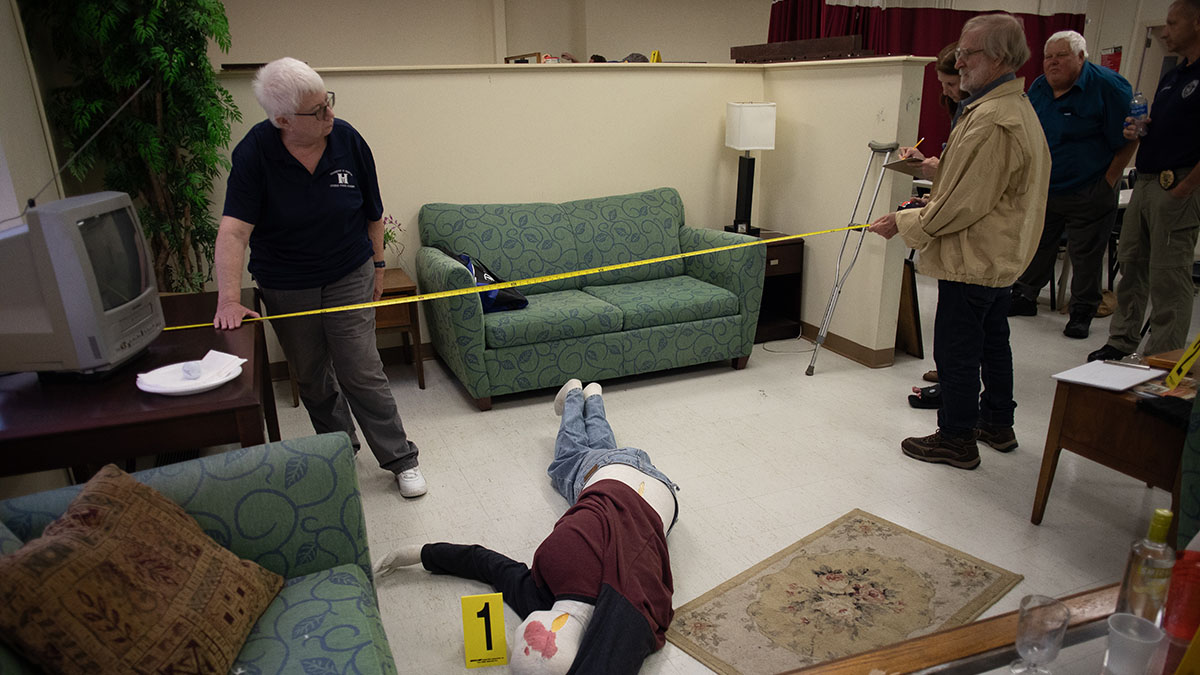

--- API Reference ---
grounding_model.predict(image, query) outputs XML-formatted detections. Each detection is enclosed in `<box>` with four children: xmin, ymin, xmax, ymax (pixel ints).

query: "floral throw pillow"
<box><xmin>0</xmin><ymin>464</ymin><xmax>283</xmax><ymax>674</ymax></box>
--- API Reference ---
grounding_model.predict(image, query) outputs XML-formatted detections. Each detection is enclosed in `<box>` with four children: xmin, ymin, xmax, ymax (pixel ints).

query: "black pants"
<box><xmin>421</xmin><ymin>543</ymin><xmax>554</xmax><ymax>618</ymax></box>
<box><xmin>1013</xmin><ymin>175</ymin><xmax>1119</xmax><ymax>314</ymax></box>
<box><xmin>934</xmin><ymin>280</ymin><xmax>1016</xmax><ymax>438</ymax></box>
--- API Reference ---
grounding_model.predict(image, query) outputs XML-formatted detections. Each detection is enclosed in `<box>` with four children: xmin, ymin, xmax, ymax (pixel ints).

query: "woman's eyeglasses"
<box><xmin>294</xmin><ymin>92</ymin><xmax>335</xmax><ymax>120</ymax></box>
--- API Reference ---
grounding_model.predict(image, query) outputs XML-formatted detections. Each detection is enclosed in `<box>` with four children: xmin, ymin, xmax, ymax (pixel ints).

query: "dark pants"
<box><xmin>259</xmin><ymin>260</ymin><xmax>418</xmax><ymax>474</ymax></box>
<box><xmin>934</xmin><ymin>280</ymin><xmax>1017</xmax><ymax>438</ymax></box>
<box><xmin>1013</xmin><ymin>175</ymin><xmax>1119</xmax><ymax>315</ymax></box>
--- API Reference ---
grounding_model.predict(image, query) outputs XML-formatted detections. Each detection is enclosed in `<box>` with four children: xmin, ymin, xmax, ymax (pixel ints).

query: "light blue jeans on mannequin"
<box><xmin>546</xmin><ymin>389</ymin><xmax>679</xmax><ymax>532</ymax></box>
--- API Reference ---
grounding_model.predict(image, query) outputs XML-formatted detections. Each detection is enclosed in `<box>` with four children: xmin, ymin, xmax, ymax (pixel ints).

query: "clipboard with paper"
<box><xmin>883</xmin><ymin>157</ymin><xmax>927</xmax><ymax>177</ymax></box>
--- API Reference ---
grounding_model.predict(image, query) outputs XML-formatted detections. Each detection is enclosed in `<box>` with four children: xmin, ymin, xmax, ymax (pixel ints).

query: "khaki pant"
<box><xmin>1107</xmin><ymin>170</ymin><xmax>1200</xmax><ymax>355</ymax></box>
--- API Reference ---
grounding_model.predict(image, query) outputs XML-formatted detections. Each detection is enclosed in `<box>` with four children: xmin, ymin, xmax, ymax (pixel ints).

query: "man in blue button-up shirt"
<box><xmin>1009</xmin><ymin>31</ymin><xmax>1135</xmax><ymax>340</ymax></box>
<box><xmin>1012</xmin><ymin>30</ymin><xmax>1132</xmax><ymax>336</ymax></box>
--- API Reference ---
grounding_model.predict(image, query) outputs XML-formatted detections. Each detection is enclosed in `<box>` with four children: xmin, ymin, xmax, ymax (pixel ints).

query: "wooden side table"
<box><xmin>755</xmin><ymin>230</ymin><xmax>804</xmax><ymax>343</ymax></box>
<box><xmin>1032</xmin><ymin>379</ymin><xmax>1183</xmax><ymax>544</ymax></box>
<box><xmin>375</xmin><ymin>267</ymin><xmax>425</xmax><ymax>389</ymax></box>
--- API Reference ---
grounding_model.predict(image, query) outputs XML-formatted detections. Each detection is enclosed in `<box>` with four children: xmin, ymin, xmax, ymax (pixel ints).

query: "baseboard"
<box><xmin>799</xmin><ymin>323</ymin><xmax>895</xmax><ymax>369</ymax></box>
<box><xmin>268</xmin><ymin>341</ymin><xmax>435</xmax><ymax>381</ymax></box>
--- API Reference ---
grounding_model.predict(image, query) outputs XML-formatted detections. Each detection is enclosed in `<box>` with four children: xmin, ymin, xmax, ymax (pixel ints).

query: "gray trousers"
<box><xmin>1107</xmin><ymin>170</ymin><xmax>1200</xmax><ymax>355</ymax></box>
<box><xmin>1014</xmin><ymin>174</ymin><xmax>1119</xmax><ymax>315</ymax></box>
<box><xmin>259</xmin><ymin>260</ymin><xmax>418</xmax><ymax>473</ymax></box>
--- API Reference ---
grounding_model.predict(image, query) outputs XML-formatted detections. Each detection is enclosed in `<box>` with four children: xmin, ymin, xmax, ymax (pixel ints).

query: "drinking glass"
<box><xmin>1009</xmin><ymin>594</ymin><xmax>1071</xmax><ymax>673</ymax></box>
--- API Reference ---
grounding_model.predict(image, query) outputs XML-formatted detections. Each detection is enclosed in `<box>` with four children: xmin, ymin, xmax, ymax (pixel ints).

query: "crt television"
<box><xmin>0</xmin><ymin>191</ymin><xmax>164</xmax><ymax>375</ymax></box>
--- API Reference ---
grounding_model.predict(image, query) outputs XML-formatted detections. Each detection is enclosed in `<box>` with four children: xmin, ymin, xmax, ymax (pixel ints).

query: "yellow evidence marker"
<box><xmin>462</xmin><ymin>592</ymin><xmax>508</xmax><ymax>668</ymax></box>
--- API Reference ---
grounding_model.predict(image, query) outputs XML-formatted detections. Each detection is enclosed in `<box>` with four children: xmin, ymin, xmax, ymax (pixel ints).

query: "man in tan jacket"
<box><xmin>869</xmin><ymin>13</ymin><xmax>1051</xmax><ymax>470</ymax></box>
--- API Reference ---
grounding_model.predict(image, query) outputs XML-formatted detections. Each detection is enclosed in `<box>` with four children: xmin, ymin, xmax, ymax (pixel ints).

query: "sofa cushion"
<box><xmin>485</xmin><ymin>289</ymin><xmax>623</xmax><ymax>349</ymax></box>
<box><xmin>0</xmin><ymin>519</ymin><xmax>20</xmax><ymax>555</ymax></box>
<box><xmin>233</xmin><ymin>563</ymin><xmax>394</xmax><ymax>675</ymax></box>
<box><xmin>584</xmin><ymin>276</ymin><xmax>740</xmax><ymax>330</ymax></box>
<box><xmin>561</xmin><ymin>187</ymin><xmax>686</xmax><ymax>286</ymax></box>
<box><xmin>418</xmin><ymin>202</ymin><xmax>580</xmax><ymax>294</ymax></box>
<box><xmin>0</xmin><ymin>464</ymin><xmax>283</xmax><ymax>675</ymax></box>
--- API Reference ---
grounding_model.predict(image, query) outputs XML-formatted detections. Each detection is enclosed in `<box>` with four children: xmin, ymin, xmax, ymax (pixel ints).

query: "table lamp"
<box><xmin>724</xmin><ymin>102</ymin><xmax>776</xmax><ymax>237</ymax></box>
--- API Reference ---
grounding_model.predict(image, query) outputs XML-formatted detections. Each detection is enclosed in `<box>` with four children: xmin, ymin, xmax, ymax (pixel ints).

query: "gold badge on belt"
<box><xmin>1159</xmin><ymin>170</ymin><xmax>1177</xmax><ymax>190</ymax></box>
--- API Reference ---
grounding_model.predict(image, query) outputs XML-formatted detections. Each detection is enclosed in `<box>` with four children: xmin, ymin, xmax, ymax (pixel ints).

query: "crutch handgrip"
<box><xmin>868</xmin><ymin>141</ymin><xmax>900</xmax><ymax>153</ymax></box>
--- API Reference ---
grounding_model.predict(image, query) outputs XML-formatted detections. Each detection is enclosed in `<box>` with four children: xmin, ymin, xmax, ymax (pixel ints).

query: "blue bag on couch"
<box><xmin>443</xmin><ymin>249</ymin><xmax>528</xmax><ymax>313</ymax></box>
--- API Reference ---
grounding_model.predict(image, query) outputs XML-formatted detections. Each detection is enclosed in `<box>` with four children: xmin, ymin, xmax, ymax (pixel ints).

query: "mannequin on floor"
<box><xmin>374</xmin><ymin>380</ymin><xmax>679</xmax><ymax>675</ymax></box>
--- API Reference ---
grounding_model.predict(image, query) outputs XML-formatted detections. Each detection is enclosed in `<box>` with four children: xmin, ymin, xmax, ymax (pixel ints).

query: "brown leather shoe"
<box><xmin>976</xmin><ymin>423</ymin><xmax>1018</xmax><ymax>452</ymax></box>
<box><xmin>901</xmin><ymin>430</ymin><xmax>980</xmax><ymax>469</ymax></box>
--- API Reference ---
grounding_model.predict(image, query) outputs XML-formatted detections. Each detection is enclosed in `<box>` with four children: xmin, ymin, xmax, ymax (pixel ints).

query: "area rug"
<box><xmin>666</xmin><ymin>509</ymin><xmax>1022</xmax><ymax>674</ymax></box>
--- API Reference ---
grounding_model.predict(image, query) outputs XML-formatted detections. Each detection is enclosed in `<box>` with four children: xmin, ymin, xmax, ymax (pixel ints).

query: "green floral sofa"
<box><xmin>0</xmin><ymin>432</ymin><xmax>396</xmax><ymax>675</ymax></box>
<box><xmin>417</xmin><ymin>187</ymin><xmax>766</xmax><ymax>410</ymax></box>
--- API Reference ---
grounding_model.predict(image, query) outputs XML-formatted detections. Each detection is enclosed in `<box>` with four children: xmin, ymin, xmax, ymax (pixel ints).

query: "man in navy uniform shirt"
<box><xmin>1090</xmin><ymin>0</ymin><xmax>1200</xmax><ymax>361</ymax></box>
<box><xmin>1009</xmin><ymin>31</ymin><xmax>1135</xmax><ymax>340</ymax></box>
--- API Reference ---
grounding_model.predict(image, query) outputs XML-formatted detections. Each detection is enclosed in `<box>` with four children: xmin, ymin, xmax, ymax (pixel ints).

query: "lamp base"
<box><xmin>725</xmin><ymin>224</ymin><xmax>761</xmax><ymax>237</ymax></box>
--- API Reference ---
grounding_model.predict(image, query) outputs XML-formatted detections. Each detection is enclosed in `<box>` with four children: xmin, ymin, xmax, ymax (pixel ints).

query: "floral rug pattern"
<box><xmin>667</xmin><ymin>509</ymin><xmax>1021</xmax><ymax>674</ymax></box>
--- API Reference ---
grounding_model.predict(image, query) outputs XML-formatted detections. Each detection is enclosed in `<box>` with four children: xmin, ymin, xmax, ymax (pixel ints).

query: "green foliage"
<box><xmin>20</xmin><ymin>0</ymin><xmax>240</xmax><ymax>292</ymax></box>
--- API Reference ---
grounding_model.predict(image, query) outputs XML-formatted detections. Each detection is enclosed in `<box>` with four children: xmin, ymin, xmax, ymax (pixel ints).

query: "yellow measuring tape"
<box><xmin>165</xmin><ymin>223</ymin><xmax>870</xmax><ymax>331</ymax></box>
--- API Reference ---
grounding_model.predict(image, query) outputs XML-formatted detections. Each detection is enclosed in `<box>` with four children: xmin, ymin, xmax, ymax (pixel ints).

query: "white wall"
<box><xmin>207</xmin><ymin>0</ymin><xmax>500</xmax><ymax>68</ymax></box>
<box><xmin>505</xmin><ymin>0</ymin><xmax>586</xmax><ymax>61</ymax></box>
<box><xmin>207</xmin><ymin>0</ymin><xmax>772</xmax><ymax>68</ymax></box>
<box><xmin>762</xmin><ymin>58</ymin><xmax>928</xmax><ymax>353</ymax></box>
<box><xmin>212</xmin><ymin>59</ymin><xmax>922</xmax><ymax>360</ymax></box>
<box><xmin>582</xmin><ymin>0</ymin><xmax>772</xmax><ymax>64</ymax></box>
<box><xmin>0</xmin><ymin>0</ymin><xmax>58</xmax><ymax>230</ymax></box>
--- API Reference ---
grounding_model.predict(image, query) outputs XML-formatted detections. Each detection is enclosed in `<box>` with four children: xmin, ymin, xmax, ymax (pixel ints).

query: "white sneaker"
<box><xmin>396</xmin><ymin>467</ymin><xmax>428</xmax><ymax>498</ymax></box>
<box><xmin>582</xmin><ymin>382</ymin><xmax>602</xmax><ymax>399</ymax></box>
<box><xmin>554</xmin><ymin>378</ymin><xmax>583</xmax><ymax>415</ymax></box>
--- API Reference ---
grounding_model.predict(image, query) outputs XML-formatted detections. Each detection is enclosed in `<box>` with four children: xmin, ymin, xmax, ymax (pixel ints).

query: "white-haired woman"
<box><xmin>212</xmin><ymin>57</ymin><xmax>427</xmax><ymax>497</ymax></box>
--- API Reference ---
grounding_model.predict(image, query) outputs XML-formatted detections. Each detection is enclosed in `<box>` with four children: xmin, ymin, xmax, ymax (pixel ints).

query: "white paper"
<box><xmin>1051</xmin><ymin>360</ymin><xmax>1166</xmax><ymax>392</ymax></box>
<box><xmin>137</xmin><ymin>350</ymin><xmax>246</xmax><ymax>392</ymax></box>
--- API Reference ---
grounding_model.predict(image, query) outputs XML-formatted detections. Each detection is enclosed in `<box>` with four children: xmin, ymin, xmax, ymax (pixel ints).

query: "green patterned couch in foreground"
<box><xmin>0</xmin><ymin>432</ymin><xmax>396</xmax><ymax>675</ymax></box>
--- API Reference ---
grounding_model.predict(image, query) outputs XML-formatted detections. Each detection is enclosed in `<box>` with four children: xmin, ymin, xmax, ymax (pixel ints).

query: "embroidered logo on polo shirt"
<box><xmin>329</xmin><ymin>169</ymin><xmax>356</xmax><ymax>188</ymax></box>
<box><xmin>1183</xmin><ymin>80</ymin><xmax>1198</xmax><ymax>99</ymax></box>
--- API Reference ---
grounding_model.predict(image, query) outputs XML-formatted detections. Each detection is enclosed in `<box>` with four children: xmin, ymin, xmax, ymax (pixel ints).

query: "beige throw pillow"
<box><xmin>0</xmin><ymin>464</ymin><xmax>283</xmax><ymax>674</ymax></box>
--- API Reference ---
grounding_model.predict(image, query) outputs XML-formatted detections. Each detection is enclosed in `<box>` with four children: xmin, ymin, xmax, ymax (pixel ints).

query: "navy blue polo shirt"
<box><xmin>1028</xmin><ymin>61</ymin><xmax>1132</xmax><ymax>194</ymax></box>
<box><xmin>1137</xmin><ymin>58</ymin><xmax>1200</xmax><ymax>173</ymax></box>
<box><xmin>223</xmin><ymin>118</ymin><xmax>383</xmax><ymax>289</ymax></box>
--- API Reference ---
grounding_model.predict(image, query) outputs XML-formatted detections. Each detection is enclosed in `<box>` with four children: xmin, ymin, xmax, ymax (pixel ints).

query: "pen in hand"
<box><xmin>901</xmin><ymin>137</ymin><xmax>925</xmax><ymax>160</ymax></box>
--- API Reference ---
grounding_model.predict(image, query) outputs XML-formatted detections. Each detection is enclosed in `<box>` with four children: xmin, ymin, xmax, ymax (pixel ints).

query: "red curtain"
<box><xmin>767</xmin><ymin>0</ymin><xmax>1085</xmax><ymax>155</ymax></box>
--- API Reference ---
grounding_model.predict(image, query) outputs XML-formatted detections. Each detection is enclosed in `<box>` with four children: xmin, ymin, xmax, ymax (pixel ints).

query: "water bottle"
<box><xmin>1115</xmin><ymin>508</ymin><xmax>1174</xmax><ymax>625</ymax></box>
<box><xmin>1129</xmin><ymin>92</ymin><xmax>1149</xmax><ymax>137</ymax></box>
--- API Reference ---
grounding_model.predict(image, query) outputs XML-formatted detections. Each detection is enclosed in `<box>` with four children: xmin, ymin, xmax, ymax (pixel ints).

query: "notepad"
<box><xmin>1051</xmin><ymin>360</ymin><xmax>1167</xmax><ymax>392</ymax></box>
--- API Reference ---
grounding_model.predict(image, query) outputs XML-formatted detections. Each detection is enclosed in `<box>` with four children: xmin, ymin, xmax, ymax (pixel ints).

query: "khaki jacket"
<box><xmin>895</xmin><ymin>77</ymin><xmax>1050</xmax><ymax>287</ymax></box>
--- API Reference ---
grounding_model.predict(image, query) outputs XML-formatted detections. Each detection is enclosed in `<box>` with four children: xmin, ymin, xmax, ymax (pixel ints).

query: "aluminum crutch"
<box><xmin>806</xmin><ymin>140</ymin><xmax>900</xmax><ymax>376</ymax></box>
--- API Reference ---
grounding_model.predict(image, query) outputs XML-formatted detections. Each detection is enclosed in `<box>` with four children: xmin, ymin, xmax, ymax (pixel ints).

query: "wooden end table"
<box><xmin>375</xmin><ymin>267</ymin><xmax>425</xmax><ymax>389</ymax></box>
<box><xmin>755</xmin><ymin>230</ymin><xmax>804</xmax><ymax>343</ymax></box>
<box><xmin>1032</xmin><ymin>378</ymin><xmax>1184</xmax><ymax>545</ymax></box>
<box><xmin>0</xmin><ymin>289</ymin><xmax>280</xmax><ymax>481</ymax></box>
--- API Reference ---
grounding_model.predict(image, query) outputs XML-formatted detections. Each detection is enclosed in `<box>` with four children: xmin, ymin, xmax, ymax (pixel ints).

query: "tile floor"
<box><xmin>297</xmin><ymin>273</ymin><xmax>1194</xmax><ymax>674</ymax></box>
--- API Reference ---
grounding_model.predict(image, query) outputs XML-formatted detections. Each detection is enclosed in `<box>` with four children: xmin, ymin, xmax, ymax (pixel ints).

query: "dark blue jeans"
<box><xmin>934</xmin><ymin>280</ymin><xmax>1017</xmax><ymax>438</ymax></box>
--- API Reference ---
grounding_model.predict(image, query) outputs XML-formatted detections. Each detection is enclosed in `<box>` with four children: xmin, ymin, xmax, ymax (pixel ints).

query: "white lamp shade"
<box><xmin>725</xmin><ymin>102</ymin><xmax>776</xmax><ymax>151</ymax></box>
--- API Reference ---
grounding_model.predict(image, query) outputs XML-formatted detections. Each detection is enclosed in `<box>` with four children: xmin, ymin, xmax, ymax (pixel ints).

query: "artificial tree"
<box><xmin>20</xmin><ymin>0</ymin><xmax>240</xmax><ymax>292</ymax></box>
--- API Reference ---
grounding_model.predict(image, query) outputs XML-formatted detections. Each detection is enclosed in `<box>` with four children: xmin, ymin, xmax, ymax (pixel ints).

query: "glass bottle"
<box><xmin>1115</xmin><ymin>508</ymin><xmax>1175</xmax><ymax>626</ymax></box>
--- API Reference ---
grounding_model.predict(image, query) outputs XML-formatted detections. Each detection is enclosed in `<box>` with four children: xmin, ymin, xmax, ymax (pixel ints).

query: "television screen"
<box><xmin>78</xmin><ymin>209</ymin><xmax>146</xmax><ymax>310</ymax></box>
<box><xmin>0</xmin><ymin>191</ymin><xmax>163</xmax><ymax>374</ymax></box>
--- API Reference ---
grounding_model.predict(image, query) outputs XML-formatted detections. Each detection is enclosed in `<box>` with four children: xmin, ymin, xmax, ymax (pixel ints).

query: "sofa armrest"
<box><xmin>416</xmin><ymin>246</ymin><xmax>491</xmax><ymax>399</ymax></box>
<box><xmin>0</xmin><ymin>432</ymin><xmax>372</xmax><ymax>582</ymax></box>
<box><xmin>680</xmin><ymin>227</ymin><xmax>766</xmax><ymax>355</ymax></box>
